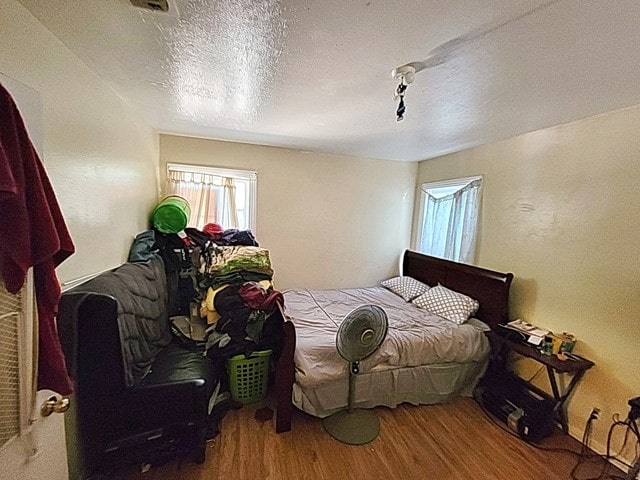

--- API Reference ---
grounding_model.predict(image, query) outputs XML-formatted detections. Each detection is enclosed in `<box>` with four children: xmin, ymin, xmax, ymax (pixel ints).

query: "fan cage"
<box><xmin>336</xmin><ymin>305</ymin><xmax>388</xmax><ymax>363</ymax></box>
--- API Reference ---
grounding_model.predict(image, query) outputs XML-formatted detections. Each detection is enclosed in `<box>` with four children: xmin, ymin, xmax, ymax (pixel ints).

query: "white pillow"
<box><xmin>381</xmin><ymin>276</ymin><xmax>430</xmax><ymax>302</ymax></box>
<box><xmin>412</xmin><ymin>284</ymin><xmax>479</xmax><ymax>324</ymax></box>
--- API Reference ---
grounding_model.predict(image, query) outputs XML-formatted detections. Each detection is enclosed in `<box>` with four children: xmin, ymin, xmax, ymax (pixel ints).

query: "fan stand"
<box><xmin>322</xmin><ymin>361</ymin><xmax>380</xmax><ymax>445</ymax></box>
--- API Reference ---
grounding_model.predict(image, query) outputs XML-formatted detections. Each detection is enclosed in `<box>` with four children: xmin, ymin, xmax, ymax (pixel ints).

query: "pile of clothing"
<box><xmin>128</xmin><ymin>223</ymin><xmax>284</xmax><ymax>366</ymax></box>
<box><xmin>128</xmin><ymin>220</ymin><xmax>284</xmax><ymax>438</ymax></box>
<box><xmin>200</xmin><ymin>245</ymin><xmax>284</xmax><ymax>364</ymax></box>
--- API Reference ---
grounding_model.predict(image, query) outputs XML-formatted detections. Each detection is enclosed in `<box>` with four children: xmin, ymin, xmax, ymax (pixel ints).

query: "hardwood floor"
<box><xmin>126</xmin><ymin>398</ymin><xmax>619</xmax><ymax>480</ymax></box>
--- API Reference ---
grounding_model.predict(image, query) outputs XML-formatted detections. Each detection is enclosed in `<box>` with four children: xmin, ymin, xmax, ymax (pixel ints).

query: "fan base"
<box><xmin>322</xmin><ymin>408</ymin><xmax>380</xmax><ymax>445</ymax></box>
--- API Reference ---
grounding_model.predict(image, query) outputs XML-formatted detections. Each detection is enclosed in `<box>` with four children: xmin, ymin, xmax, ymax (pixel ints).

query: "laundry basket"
<box><xmin>227</xmin><ymin>350</ymin><xmax>272</xmax><ymax>404</ymax></box>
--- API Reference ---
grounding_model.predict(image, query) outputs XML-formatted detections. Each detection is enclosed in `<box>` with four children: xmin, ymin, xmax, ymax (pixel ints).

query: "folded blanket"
<box><xmin>203</xmin><ymin>246</ymin><xmax>273</xmax><ymax>278</ymax></box>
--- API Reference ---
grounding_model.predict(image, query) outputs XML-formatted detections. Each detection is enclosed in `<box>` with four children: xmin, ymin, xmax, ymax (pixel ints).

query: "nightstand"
<box><xmin>485</xmin><ymin>329</ymin><xmax>594</xmax><ymax>433</ymax></box>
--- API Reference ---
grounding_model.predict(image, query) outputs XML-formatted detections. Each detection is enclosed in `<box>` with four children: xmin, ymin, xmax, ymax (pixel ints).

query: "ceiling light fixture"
<box><xmin>390</xmin><ymin>0</ymin><xmax>561</xmax><ymax>121</ymax></box>
<box><xmin>391</xmin><ymin>65</ymin><xmax>415</xmax><ymax>122</ymax></box>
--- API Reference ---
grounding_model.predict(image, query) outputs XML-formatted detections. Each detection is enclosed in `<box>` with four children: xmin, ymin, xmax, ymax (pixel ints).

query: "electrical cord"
<box><xmin>607</xmin><ymin>421</ymin><xmax>635</xmax><ymax>469</ymax></box>
<box><xmin>475</xmin><ymin>396</ymin><xmax>583</xmax><ymax>456</ymax></box>
<box><xmin>475</xmin><ymin>396</ymin><xmax>633</xmax><ymax>480</ymax></box>
<box><xmin>473</xmin><ymin>376</ymin><xmax>640</xmax><ymax>480</ymax></box>
<box><xmin>569</xmin><ymin>414</ymin><xmax>610</xmax><ymax>480</ymax></box>
<box><xmin>607</xmin><ymin>416</ymin><xmax>640</xmax><ymax>470</ymax></box>
<box><xmin>570</xmin><ymin>415</ymin><xmax>640</xmax><ymax>480</ymax></box>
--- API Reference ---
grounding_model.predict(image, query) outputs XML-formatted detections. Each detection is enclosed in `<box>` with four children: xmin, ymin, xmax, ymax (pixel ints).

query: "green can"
<box><xmin>558</xmin><ymin>332</ymin><xmax>576</xmax><ymax>354</ymax></box>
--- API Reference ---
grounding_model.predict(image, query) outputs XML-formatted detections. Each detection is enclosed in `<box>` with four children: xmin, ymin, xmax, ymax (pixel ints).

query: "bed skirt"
<box><xmin>292</xmin><ymin>359</ymin><xmax>489</xmax><ymax>418</ymax></box>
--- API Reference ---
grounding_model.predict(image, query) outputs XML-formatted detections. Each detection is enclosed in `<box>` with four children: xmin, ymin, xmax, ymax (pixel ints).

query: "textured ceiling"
<box><xmin>18</xmin><ymin>0</ymin><xmax>640</xmax><ymax>161</ymax></box>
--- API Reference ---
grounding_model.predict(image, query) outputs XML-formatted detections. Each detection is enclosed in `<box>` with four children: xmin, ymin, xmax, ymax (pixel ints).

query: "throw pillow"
<box><xmin>381</xmin><ymin>276</ymin><xmax>430</xmax><ymax>302</ymax></box>
<box><xmin>412</xmin><ymin>284</ymin><xmax>479</xmax><ymax>324</ymax></box>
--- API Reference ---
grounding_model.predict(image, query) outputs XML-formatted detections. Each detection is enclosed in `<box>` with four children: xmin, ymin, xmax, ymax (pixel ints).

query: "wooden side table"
<box><xmin>486</xmin><ymin>330</ymin><xmax>594</xmax><ymax>433</ymax></box>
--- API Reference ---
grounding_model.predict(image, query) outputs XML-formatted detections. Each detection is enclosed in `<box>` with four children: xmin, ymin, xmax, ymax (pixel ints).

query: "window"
<box><xmin>415</xmin><ymin>176</ymin><xmax>482</xmax><ymax>264</ymax></box>
<box><xmin>166</xmin><ymin>164</ymin><xmax>257</xmax><ymax>231</ymax></box>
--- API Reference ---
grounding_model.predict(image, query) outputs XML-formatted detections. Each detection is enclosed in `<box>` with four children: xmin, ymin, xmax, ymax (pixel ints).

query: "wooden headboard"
<box><xmin>402</xmin><ymin>250</ymin><xmax>513</xmax><ymax>329</ymax></box>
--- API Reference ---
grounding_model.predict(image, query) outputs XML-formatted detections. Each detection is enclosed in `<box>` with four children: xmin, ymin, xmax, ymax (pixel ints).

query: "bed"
<box><xmin>272</xmin><ymin>250</ymin><xmax>513</xmax><ymax>430</ymax></box>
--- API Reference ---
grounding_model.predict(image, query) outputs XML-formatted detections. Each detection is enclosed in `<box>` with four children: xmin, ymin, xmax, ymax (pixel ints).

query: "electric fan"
<box><xmin>322</xmin><ymin>305</ymin><xmax>388</xmax><ymax>445</ymax></box>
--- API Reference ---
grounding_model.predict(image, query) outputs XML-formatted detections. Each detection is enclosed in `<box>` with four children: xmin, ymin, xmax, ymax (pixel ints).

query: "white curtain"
<box><xmin>419</xmin><ymin>179</ymin><xmax>482</xmax><ymax>263</ymax></box>
<box><xmin>167</xmin><ymin>170</ymin><xmax>239</xmax><ymax>229</ymax></box>
<box><xmin>221</xmin><ymin>177</ymin><xmax>239</xmax><ymax>229</ymax></box>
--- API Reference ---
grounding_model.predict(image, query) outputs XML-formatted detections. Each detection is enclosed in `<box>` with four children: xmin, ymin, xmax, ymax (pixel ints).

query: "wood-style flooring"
<box><xmin>126</xmin><ymin>397</ymin><xmax>620</xmax><ymax>480</ymax></box>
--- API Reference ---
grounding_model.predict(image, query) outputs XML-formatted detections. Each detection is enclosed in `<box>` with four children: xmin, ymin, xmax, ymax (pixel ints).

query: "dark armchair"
<box><xmin>57</xmin><ymin>258</ymin><xmax>218</xmax><ymax>476</ymax></box>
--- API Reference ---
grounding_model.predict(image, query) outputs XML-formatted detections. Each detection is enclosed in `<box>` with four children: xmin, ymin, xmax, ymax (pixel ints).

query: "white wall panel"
<box><xmin>160</xmin><ymin>135</ymin><xmax>416</xmax><ymax>289</ymax></box>
<box><xmin>0</xmin><ymin>0</ymin><xmax>159</xmax><ymax>285</ymax></box>
<box><xmin>416</xmin><ymin>104</ymin><xmax>640</xmax><ymax>463</ymax></box>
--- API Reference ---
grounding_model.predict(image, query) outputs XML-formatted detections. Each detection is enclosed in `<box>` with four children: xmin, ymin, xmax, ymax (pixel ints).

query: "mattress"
<box><xmin>284</xmin><ymin>287</ymin><xmax>490</xmax><ymax>389</ymax></box>
<box><xmin>294</xmin><ymin>361</ymin><xmax>488</xmax><ymax>417</ymax></box>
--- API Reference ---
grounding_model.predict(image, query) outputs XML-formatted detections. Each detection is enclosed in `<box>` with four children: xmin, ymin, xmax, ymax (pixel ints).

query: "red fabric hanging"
<box><xmin>0</xmin><ymin>82</ymin><xmax>75</xmax><ymax>395</ymax></box>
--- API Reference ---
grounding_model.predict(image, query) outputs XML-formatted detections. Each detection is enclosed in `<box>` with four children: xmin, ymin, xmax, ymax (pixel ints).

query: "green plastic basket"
<box><xmin>152</xmin><ymin>195</ymin><xmax>191</xmax><ymax>233</ymax></box>
<box><xmin>227</xmin><ymin>350</ymin><xmax>272</xmax><ymax>404</ymax></box>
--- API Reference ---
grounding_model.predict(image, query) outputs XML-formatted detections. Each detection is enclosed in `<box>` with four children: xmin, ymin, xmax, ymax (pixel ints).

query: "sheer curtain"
<box><xmin>166</xmin><ymin>170</ymin><xmax>239</xmax><ymax>229</ymax></box>
<box><xmin>419</xmin><ymin>179</ymin><xmax>482</xmax><ymax>263</ymax></box>
<box><xmin>221</xmin><ymin>177</ymin><xmax>239</xmax><ymax>229</ymax></box>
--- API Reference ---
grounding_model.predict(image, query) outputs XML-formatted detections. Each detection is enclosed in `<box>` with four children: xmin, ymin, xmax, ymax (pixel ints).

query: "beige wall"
<box><xmin>161</xmin><ymin>135</ymin><xmax>416</xmax><ymax>289</ymax></box>
<box><xmin>1</xmin><ymin>1</ymin><xmax>159</xmax><ymax>285</ymax></box>
<box><xmin>416</xmin><ymin>105</ymin><xmax>640</xmax><ymax>457</ymax></box>
<box><xmin>2</xmin><ymin>2</ymin><xmax>159</xmax><ymax>478</ymax></box>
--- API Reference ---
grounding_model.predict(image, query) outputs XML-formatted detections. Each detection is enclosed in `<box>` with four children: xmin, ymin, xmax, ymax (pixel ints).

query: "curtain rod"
<box><xmin>167</xmin><ymin>163</ymin><xmax>257</xmax><ymax>180</ymax></box>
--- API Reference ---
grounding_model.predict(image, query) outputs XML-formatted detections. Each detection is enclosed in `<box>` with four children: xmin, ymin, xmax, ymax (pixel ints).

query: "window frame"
<box><xmin>166</xmin><ymin>163</ymin><xmax>257</xmax><ymax>232</ymax></box>
<box><xmin>413</xmin><ymin>175</ymin><xmax>483</xmax><ymax>263</ymax></box>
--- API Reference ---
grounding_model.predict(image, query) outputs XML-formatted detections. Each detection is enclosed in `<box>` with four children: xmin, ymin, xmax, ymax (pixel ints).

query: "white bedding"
<box><xmin>293</xmin><ymin>362</ymin><xmax>487</xmax><ymax>418</ymax></box>
<box><xmin>284</xmin><ymin>287</ymin><xmax>490</xmax><ymax>389</ymax></box>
